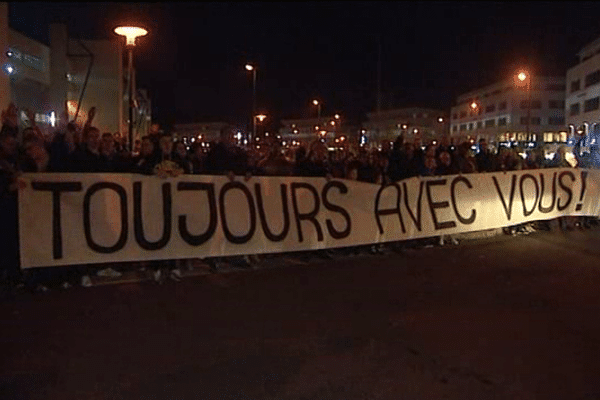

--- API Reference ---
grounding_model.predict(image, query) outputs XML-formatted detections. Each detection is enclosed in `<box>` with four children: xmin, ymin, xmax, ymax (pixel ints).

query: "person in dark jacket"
<box><xmin>0</xmin><ymin>133</ymin><xmax>21</xmax><ymax>290</ymax></box>
<box><xmin>475</xmin><ymin>138</ymin><xmax>495</xmax><ymax>172</ymax></box>
<box><xmin>68</xmin><ymin>126</ymin><xmax>104</xmax><ymax>172</ymax></box>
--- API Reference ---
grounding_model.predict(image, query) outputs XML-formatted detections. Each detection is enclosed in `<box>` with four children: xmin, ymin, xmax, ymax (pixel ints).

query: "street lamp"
<box><xmin>255</xmin><ymin>113</ymin><xmax>266</xmax><ymax>138</ymax></box>
<box><xmin>312</xmin><ymin>99</ymin><xmax>321</xmax><ymax>124</ymax></box>
<box><xmin>114</xmin><ymin>26</ymin><xmax>148</xmax><ymax>153</ymax></box>
<box><xmin>246</xmin><ymin>64</ymin><xmax>257</xmax><ymax>143</ymax></box>
<box><xmin>517</xmin><ymin>70</ymin><xmax>531</xmax><ymax>142</ymax></box>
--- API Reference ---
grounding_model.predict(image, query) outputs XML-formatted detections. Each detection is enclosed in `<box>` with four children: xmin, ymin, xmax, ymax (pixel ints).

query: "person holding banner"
<box><xmin>573</xmin><ymin>134</ymin><xmax>600</xmax><ymax>229</ymax></box>
<box><xmin>202</xmin><ymin>138</ymin><xmax>259</xmax><ymax>270</ymax></box>
<box><xmin>475</xmin><ymin>138</ymin><xmax>495</xmax><ymax>173</ymax></box>
<box><xmin>141</xmin><ymin>134</ymin><xmax>187</xmax><ymax>282</ymax></box>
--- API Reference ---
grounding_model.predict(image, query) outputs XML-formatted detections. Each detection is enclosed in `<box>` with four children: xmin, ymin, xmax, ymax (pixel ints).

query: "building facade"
<box><xmin>0</xmin><ymin>5</ymin><xmax>150</xmax><ymax>143</ymax></box>
<box><xmin>279</xmin><ymin>115</ymin><xmax>358</xmax><ymax>148</ymax></box>
<box><xmin>362</xmin><ymin>108</ymin><xmax>449</xmax><ymax>148</ymax></box>
<box><xmin>566</xmin><ymin>35</ymin><xmax>600</xmax><ymax>144</ymax></box>
<box><xmin>450</xmin><ymin>77</ymin><xmax>567</xmax><ymax>147</ymax></box>
<box><xmin>172</xmin><ymin>122</ymin><xmax>234</xmax><ymax>149</ymax></box>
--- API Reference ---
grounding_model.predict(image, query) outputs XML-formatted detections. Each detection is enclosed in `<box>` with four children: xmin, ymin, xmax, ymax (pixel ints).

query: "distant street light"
<box><xmin>312</xmin><ymin>99</ymin><xmax>321</xmax><ymax>124</ymax></box>
<box><xmin>255</xmin><ymin>114</ymin><xmax>267</xmax><ymax>139</ymax></box>
<box><xmin>246</xmin><ymin>64</ymin><xmax>257</xmax><ymax>144</ymax></box>
<box><xmin>114</xmin><ymin>25</ymin><xmax>148</xmax><ymax>152</ymax></box>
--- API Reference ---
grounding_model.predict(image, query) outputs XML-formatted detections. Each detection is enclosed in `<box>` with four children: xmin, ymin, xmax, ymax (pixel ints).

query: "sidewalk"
<box><xmin>76</xmin><ymin>221</ymin><xmax>593</xmax><ymax>288</ymax></box>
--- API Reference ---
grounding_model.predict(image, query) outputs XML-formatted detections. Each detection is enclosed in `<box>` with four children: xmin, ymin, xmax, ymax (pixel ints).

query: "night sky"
<box><xmin>8</xmin><ymin>2</ymin><xmax>600</xmax><ymax>131</ymax></box>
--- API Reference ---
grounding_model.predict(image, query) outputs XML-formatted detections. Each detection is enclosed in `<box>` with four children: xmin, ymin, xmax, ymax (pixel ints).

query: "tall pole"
<box><xmin>526</xmin><ymin>78</ymin><xmax>531</xmax><ymax>142</ymax></box>
<box><xmin>114</xmin><ymin>26</ymin><xmax>147</xmax><ymax>152</ymax></box>
<box><xmin>128</xmin><ymin>47</ymin><xmax>134</xmax><ymax>152</ymax></box>
<box><xmin>252</xmin><ymin>68</ymin><xmax>256</xmax><ymax>143</ymax></box>
<box><xmin>317</xmin><ymin>103</ymin><xmax>321</xmax><ymax>123</ymax></box>
<box><xmin>377</xmin><ymin>39</ymin><xmax>382</xmax><ymax>114</ymax></box>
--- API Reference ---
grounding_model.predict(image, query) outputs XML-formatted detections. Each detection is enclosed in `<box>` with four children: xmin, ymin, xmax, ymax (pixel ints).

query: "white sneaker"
<box><xmin>36</xmin><ymin>285</ymin><xmax>49</xmax><ymax>293</ymax></box>
<box><xmin>169</xmin><ymin>269</ymin><xmax>182</xmax><ymax>282</ymax></box>
<box><xmin>106</xmin><ymin>268</ymin><xmax>122</xmax><ymax>278</ymax></box>
<box><xmin>153</xmin><ymin>270</ymin><xmax>162</xmax><ymax>283</ymax></box>
<box><xmin>97</xmin><ymin>268</ymin><xmax>122</xmax><ymax>278</ymax></box>
<box><xmin>451</xmin><ymin>237</ymin><xmax>459</xmax><ymax>246</ymax></box>
<box><xmin>81</xmin><ymin>275</ymin><xmax>92</xmax><ymax>287</ymax></box>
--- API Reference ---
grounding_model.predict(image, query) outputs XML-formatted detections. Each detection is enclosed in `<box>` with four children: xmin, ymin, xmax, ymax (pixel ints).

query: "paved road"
<box><xmin>2</xmin><ymin>227</ymin><xmax>600</xmax><ymax>399</ymax></box>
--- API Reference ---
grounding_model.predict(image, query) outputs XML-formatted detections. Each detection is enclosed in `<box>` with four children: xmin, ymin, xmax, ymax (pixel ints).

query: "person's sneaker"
<box><xmin>81</xmin><ymin>275</ymin><xmax>92</xmax><ymax>288</ymax></box>
<box><xmin>205</xmin><ymin>259</ymin><xmax>219</xmax><ymax>273</ymax></box>
<box><xmin>236</xmin><ymin>257</ymin><xmax>253</xmax><ymax>268</ymax></box>
<box><xmin>243</xmin><ymin>255</ymin><xmax>256</xmax><ymax>267</ymax></box>
<box><xmin>61</xmin><ymin>282</ymin><xmax>71</xmax><ymax>290</ymax></box>
<box><xmin>107</xmin><ymin>268</ymin><xmax>122</xmax><ymax>278</ymax></box>
<box><xmin>438</xmin><ymin>237</ymin><xmax>445</xmax><ymax>247</ymax></box>
<box><xmin>36</xmin><ymin>284</ymin><xmax>49</xmax><ymax>293</ymax></box>
<box><xmin>169</xmin><ymin>269</ymin><xmax>182</xmax><ymax>282</ymax></box>
<box><xmin>451</xmin><ymin>237</ymin><xmax>459</xmax><ymax>246</ymax></box>
<box><xmin>249</xmin><ymin>254</ymin><xmax>261</xmax><ymax>264</ymax></box>
<box><xmin>153</xmin><ymin>269</ymin><xmax>162</xmax><ymax>283</ymax></box>
<box><xmin>97</xmin><ymin>268</ymin><xmax>122</xmax><ymax>278</ymax></box>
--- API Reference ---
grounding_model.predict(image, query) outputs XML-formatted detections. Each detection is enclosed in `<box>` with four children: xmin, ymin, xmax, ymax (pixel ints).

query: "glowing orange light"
<box><xmin>114</xmin><ymin>26</ymin><xmax>148</xmax><ymax>46</ymax></box>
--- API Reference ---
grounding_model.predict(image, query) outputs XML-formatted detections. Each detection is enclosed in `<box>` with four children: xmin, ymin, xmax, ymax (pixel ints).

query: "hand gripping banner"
<box><xmin>18</xmin><ymin>168</ymin><xmax>600</xmax><ymax>268</ymax></box>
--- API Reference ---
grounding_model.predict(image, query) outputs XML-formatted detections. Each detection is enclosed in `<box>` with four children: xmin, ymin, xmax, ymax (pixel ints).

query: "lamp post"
<box><xmin>312</xmin><ymin>99</ymin><xmax>321</xmax><ymax>125</ymax></box>
<box><xmin>255</xmin><ymin>114</ymin><xmax>266</xmax><ymax>139</ymax></box>
<box><xmin>470</xmin><ymin>101</ymin><xmax>480</xmax><ymax>142</ymax></box>
<box><xmin>517</xmin><ymin>70</ymin><xmax>531</xmax><ymax>142</ymax></box>
<box><xmin>245</xmin><ymin>64</ymin><xmax>257</xmax><ymax>144</ymax></box>
<box><xmin>114</xmin><ymin>26</ymin><xmax>148</xmax><ymax>153</ymax></box>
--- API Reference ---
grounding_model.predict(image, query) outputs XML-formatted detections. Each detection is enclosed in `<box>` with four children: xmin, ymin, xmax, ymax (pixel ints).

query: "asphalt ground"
<box><xmin>2</xmin><ymin>224</ymin><xmax>600</xmax><ymax>399</ymax></box>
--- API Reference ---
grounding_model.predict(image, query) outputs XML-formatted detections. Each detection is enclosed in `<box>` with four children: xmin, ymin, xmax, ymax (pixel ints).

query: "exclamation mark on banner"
<box><xmin>576</xmin><ymin>171</ymin><xmax>588</xmax><ymax>211</ymax></box>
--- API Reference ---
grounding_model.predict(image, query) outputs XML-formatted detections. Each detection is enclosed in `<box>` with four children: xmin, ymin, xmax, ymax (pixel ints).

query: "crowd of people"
<box><xmin>1</xmin><ymin>103</ymin><xmax>598</xmax><ymax>293</ymax></box>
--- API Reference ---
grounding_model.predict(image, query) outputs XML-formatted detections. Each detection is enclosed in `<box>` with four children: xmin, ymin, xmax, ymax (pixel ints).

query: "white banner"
<box><xmin>18</xmin><ymin>169</ymin><xmax>600</xmax><ymax>268</ymax></box>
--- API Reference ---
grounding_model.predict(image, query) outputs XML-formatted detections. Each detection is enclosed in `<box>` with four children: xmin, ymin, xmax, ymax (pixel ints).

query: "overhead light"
<box><xmin>4</xmin><ymin>64</ymin><xmax>15</xmax><ymax>75</ymax></box>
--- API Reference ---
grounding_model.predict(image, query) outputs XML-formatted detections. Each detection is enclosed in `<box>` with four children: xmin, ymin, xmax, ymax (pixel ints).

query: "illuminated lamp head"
<box><xmin>114</xmin><ymin>26</ymin><xmax>148</xmax><ymax>46</ymax></box>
